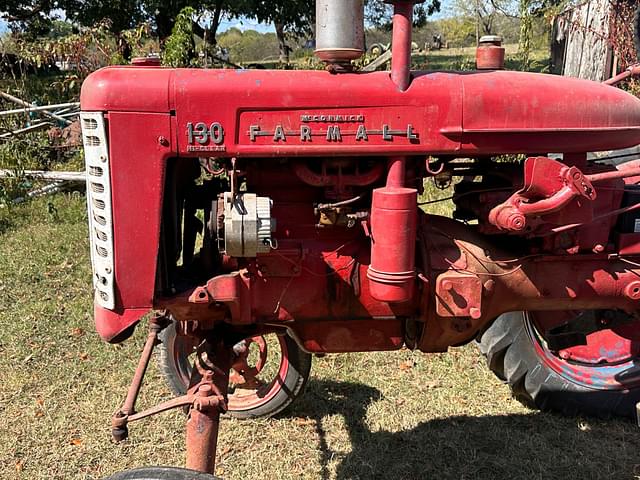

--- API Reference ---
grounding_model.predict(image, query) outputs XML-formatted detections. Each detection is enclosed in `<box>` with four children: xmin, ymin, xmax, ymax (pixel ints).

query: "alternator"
<box><xmin>221</xmin><ymin>192</ymin><xmax>275</xmax><ymax>257</ymax></box>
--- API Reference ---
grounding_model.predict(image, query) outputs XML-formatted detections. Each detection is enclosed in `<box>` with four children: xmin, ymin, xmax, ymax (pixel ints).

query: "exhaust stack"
<box><xmin>315</xmin><ymin>0</ymin><xmax>420</xmax><ymax>91</ymax></box>
<box><xmin>315</xmin><ymin>0</ymin><xmax>365</xmax><ymax>66</ymax></box>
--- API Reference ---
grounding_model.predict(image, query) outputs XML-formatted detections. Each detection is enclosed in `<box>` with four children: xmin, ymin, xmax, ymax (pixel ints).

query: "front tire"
<box><xmin>103</xmin><ymin>467</ymin><xmax>219</xmax><ymax>480</ymax></box>
<box><xmin>158</xmin><ymin>323</ymin><xmax>312</xmax><ymax>419</ymax></box>
<box><xmin>479</xmin><ymin>311</ymin><xmax>640</xmax><ymax>418</ymax></box>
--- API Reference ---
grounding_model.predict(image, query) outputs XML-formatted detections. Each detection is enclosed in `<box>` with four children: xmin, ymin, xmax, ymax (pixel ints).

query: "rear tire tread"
<box><xmin>478</xmin><ymin>311</ymin><xmax>640</xmax><ymax>419</ymax></box>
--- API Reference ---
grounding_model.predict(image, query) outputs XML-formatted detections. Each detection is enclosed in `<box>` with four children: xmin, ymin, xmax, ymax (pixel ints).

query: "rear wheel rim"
<box><xmin>526</xmin><ymin>311</ymin><xmax>640</xmax><ymax>391</ymax></box>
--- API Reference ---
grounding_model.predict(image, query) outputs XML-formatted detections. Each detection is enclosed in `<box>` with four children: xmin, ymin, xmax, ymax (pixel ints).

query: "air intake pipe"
<box><xmin>386</xmin><ymin>0</ymin><xmax>420</xmax><ymax>91</ymax></box>
<box><xmin>367</xmin><ymin>156</ymin><xmax>418</xmax><ymax>303</ymax></box>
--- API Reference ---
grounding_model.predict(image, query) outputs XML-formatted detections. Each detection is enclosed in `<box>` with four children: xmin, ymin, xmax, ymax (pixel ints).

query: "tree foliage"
<box><xmin>2</xmin><ymin>0</ymin><xmax>316</xmax><ymax>63</ymax></box>
<box><xmin>365</xmin><ymin>0</ymin><xmax>441</xmax><ymax>30</ymax></box>
<box><xmin>162</xmin><ymin>7</ymin><xmax>197</xmax><ymax>67</ymax></box>
<box><xmin>243</xmin><ymin>0</ymin><xmax>314</xmax><ymax>63</ymax></box>
<box><xmin>449</xmin><ymin>0</ymin><xmax>515</xmax><ymax>37</ymax></box>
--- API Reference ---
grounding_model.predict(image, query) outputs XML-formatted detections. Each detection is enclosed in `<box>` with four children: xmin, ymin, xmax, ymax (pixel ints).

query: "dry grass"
<box><xmin>1</xmin><ymin>194</ymin><xmax>640</xmax><ymax>480</ymax></box>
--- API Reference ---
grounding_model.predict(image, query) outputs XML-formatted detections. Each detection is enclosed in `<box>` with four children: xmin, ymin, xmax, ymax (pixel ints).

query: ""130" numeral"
<box><xmin>187</xmin><ymin>122</ymin><xmax>224</xmax><ymax>145</ymax></box>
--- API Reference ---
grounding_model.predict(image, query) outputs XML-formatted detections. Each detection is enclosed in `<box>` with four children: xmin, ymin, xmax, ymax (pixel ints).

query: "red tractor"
<box><xmin>80</xmin><ymin>1</ymin><xmax>640</xmax><ymax>478</ymax></box>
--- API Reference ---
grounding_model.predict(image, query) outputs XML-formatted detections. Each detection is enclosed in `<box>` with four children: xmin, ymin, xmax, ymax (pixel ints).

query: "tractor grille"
<box><xmin>80</xmin><ymin>112</ymin><xmax>115</xmax><ymax>310</ymax></box>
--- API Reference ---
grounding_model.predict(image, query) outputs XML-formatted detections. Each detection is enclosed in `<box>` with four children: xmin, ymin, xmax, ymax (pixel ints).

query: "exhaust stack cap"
<box><xmin>476</xmin><ymin>35</ymin><xmax>505</xmax><ymax>70</ymax></box>
<box><xmin>315</xmin><ymin>0</ymin><xmax>365</xmax><ymax>66</ymax></box>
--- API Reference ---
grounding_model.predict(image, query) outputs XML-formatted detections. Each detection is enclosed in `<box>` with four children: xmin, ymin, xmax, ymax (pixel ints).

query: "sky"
<box><xmin>0</xmin><ymin>16</ymin><xmax>273</xmax><ymax>35</ymax></box>
<box><xmin>0</xmin><ymin>2</ymin><xmax>453</xmax><ymax>35</ymax></box>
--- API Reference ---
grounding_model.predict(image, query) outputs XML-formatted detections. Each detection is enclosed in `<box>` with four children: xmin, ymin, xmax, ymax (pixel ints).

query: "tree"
<box><xmin>62</xmin><ymin>0</ymin><xmax>146</xmax><ymax>58</ymax></box>
<box><xmin>514</xmin><ymin>0</ymin><xmax>569</xmax><ymax>68</ymax></box>
<box><xmin>2</xmin><ymin>0</ymin><xmax>63</xmax><ymax>38</ymax></box>
<box><xmin>450</xmin><ymin>0</ymin><xmax>516</xmax><ymax>40</ymax></box>
<box><xmin>3</xmin><ymin>0</ymin><xmax>147</xmax><ymax>59</ymax></box>
<box><xmin>365</xmin><ymin>0</ymin><xmax>442</xmax><ymax>30</ymax></box>
<box><xmin>243</xmin><ymin>0</ymin><xmax>314</xmax><ymax>64</ymax></box>
<box><xmin>145</xmin><ymin>0</ymin><xmax>248</xmax><ymax>42</ymax></box>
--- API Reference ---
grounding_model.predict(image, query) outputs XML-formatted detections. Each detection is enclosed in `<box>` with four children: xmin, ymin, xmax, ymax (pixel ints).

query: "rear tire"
<box><xmin>479</xmin><ymin>311</ymin><xmax>640</xmax><ymax>418</ymax></box>
<box><xmin>103</xmin><ymin>467</ymin><xmax>219</xmax><ymax>480</ymax></box>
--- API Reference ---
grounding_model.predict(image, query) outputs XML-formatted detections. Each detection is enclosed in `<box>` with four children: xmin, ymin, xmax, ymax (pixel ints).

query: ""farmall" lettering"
<box><xmin>248</xmin><ymin>124</ymin><xmax>418</xmax><ymax>142</ymax></box>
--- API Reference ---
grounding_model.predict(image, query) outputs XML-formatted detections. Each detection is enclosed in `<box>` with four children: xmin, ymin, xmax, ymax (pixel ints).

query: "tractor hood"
<box><xmin>82</xmin><ymin>67</ymin><xmax>640</xmax><ymax>157</ymax></box>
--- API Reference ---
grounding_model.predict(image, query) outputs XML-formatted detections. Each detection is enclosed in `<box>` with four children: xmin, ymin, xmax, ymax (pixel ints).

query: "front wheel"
<box><xmin>158</xmin><ymin>323</ymin><xmax>312</xmax><ymax>419</ymax></box>
<box><xmin>103</xmin><ymin>467</ymin><xmax>219</xmax><ymax>480</ymax></box>
<box><xmin>478</xmin><ymin>310</ymin><xmax>640</xmax><ymax>418</ymax></box>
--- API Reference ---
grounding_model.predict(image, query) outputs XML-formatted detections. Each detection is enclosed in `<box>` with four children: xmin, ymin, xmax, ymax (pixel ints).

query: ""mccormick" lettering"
<box><xmin>300</xmin><ymin>114</ymin><xmax>365</xmax><ymax>123</ymax></box>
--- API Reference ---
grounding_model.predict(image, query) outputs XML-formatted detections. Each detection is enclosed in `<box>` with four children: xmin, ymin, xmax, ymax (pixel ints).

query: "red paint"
<box><xmin>390</xmin><ymin>1</ymin><xmax>414</xmax><ymax>91</ymax></box>
<box><xmin>185</xmin><ymin>341</ymin><xmax>231</xmax><ymax>474</ymax></box>
<box><xmin>528</xmin><ymin>312</ymin><xmax>640</xmax><ymax>390</ymax></box>
<box><xmin>368</xmin><ymin>157</ymin><xmax>417</xmax><ymax>302</ymax></box>
<box><xmin>489</xmin><ymin>157</ymin><xmax>596</xmax><ymax>232</ymax></box>
<box><xmin>79</xmin><ymin>49</ymin><xmax>640</xmax><ymax>349</ymax></box>
<box><xmin>290</xmin><ymin>319</ymin><xmax>404</xmax><ymax>353</ymax></box>
<box><xmin>476</xmin><ymin>38</ymin><xmax>505</xmax><ymax>70</ymax></box>
<box><xmin>81</xmin><ymin>69</ymin><xmax>640</xmax><ymax>156</ymax></box>
<box><xmin>227</xmin><ymin>335</ymin><xmax>291</xmax><ymax>412</ymax></box>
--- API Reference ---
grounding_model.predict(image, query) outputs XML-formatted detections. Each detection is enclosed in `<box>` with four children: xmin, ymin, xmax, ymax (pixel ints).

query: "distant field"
<box><xmin>254</xmin><ymin>44</ymin><xmax>549</xmax><ymax>73</ymax></box>
<box><xmin>1</xmin><ymin>194</ymin><xmax>639</xmax><ymax>480</ymax></box>
<box><xmin>413</xmin><ymin>44</ymin><xmax>549</xmax><ymax>72</ymax></box>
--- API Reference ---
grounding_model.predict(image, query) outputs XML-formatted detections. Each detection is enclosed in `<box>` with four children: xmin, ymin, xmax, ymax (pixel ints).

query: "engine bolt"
<box><xmin>559</xmin><ymin>350</ymin><xmax>571</xmax><ymax>360</ymax></box>
<box><xmin>625</xmin><ymin>281</ymin><xmax>640</xmax><ymax>300</ymax></box>
<box><xmin>198</xmin><ymin>384</ymin><xmax>213</xmax><ymax>396</ymax></box>
<box><xmin>442</xmin><ymin>280</ymin><xmax>454</xmax><ymax>291</ymax></box>
<box><xmin>483</xmin><ymin>279</ymin><xmax>495</xmax><ymax>294</ymax></box>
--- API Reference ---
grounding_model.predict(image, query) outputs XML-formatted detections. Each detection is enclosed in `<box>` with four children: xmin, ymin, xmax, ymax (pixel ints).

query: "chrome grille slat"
<box><xmin>81</xmin><ymin>112</ymin><xmax>115</xmax><ymax>309</ymax></box>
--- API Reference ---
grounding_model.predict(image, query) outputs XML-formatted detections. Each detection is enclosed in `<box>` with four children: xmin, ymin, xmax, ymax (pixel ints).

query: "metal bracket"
<box><xmin>111</xmin><ymin>319</ymin><xmax>229</xmax><ymax>443</ymax></box>
<box><xmin>544</xmin><ymin>310</ymin><xmax>636</xmax><ymax>352</ymax></box>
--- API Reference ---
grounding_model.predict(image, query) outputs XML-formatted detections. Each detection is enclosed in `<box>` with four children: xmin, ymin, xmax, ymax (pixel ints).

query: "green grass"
<box><xmin>1</xmin><ymin>194</ymin><xmax>639</xmax><ymax>480</ymax></box>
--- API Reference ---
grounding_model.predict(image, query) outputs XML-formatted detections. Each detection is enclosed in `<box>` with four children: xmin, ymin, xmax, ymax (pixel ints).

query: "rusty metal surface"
<box><xmin>476</xmin><ymin>35</ymin><xmax>506</xmax><ymax>70</ymax></box>
<box><xmin>389</xmin><ymin>1</ymin><xmax>414</xmax><ymax>91</ymax></box>
<box><xmin>121</xmin><ymin>315</ymin><xmax>169</xmax><ymax>415</ymax></box>
<box><xmin>185</xmin><ymin>340</ymin><xmax>231</xmax><ymax>474</ymax></box>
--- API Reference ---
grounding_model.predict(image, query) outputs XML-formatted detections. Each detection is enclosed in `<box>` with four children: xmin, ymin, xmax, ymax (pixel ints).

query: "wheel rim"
<box><xmin>170</xmin><ymin>333</ymin><xmax>290</xmax><ymax>412</ymax></box>
<box><xmin>526</xmin><ymin>311</ymin><xmax>640</xmax><ymax>391</ymax></box>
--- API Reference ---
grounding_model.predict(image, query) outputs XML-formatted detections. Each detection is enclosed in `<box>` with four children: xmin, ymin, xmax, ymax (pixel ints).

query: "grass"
<box><xmin>269</xmin><ymin>43</ymin><xmax>549</xmax><ymax>74</ymax></box>
<box><xmin>412</xmin><ymin>44</ymin><xmax>550</xmax><ymax>72</ymax></box>
<box><xmin>1</xmin><ymin>194</ymin><xmax>639</xmax><ymax>480</ymax></box>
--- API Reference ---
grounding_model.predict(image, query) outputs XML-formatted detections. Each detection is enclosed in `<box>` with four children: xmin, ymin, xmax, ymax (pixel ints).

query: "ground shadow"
<box><xmin>285</xmin><ymin>379</ymin><xmax>640</xmax><ymax>480</ymax></box>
